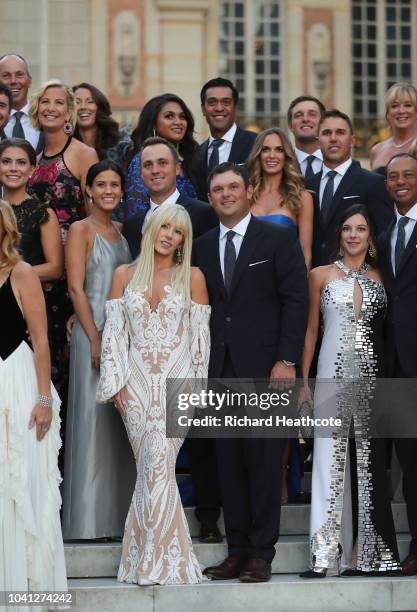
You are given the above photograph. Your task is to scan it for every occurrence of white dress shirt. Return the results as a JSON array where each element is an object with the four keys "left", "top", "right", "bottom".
[
  {"left": 218, "top": 212, "right": 251, "bottom": 278},
  {"left": 390, "top": 203, "right": 417, "bottom": 273},
  {"left": 142, "top": 188, "right": 180, "bottom": 233},
  {"left": 208, "top": 123, "right": 237, "bottom": 166},
  {"left": 4, "top": 102, "right": 41, "bottom": 149},
  {"left": 319, "top": 158, "right": 353, "bottom": 207},
  {"left": 294, "top": 147, "right": 323, "bottom": 177}
]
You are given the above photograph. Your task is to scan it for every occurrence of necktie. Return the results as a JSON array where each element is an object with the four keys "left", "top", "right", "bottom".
[
  {"left": 224, "top": 230, "right": 236, "bottom": 291},
  {"left": 320, "top": 170, "right": 337, "bottom": 223},
  {"left": 305, "top": 155, "right": 316, "bottom": 181},
  {"left": 208, "top": 139, "right": 224, "bottom": 173},
  {"left": 394, "top": 216, "right": 409, "bottom": 274},
  {"left": 12, "top": 111, "right": 25, "bottom": 139}
]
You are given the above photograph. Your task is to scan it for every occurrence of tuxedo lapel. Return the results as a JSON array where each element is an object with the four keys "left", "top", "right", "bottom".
[
  {"left": 200, "top": 139, "right": 209, "bottom": 188},
  {"left": 323, "top": 162, "right": 359, "bottom": 229},
  {"left": 228, "top": 128, "right": 243, "bottom": 163},
  {"left": 384, "top": 220, "right": 396, "bottom": 281},
  {"left": 229, "top": 217, "right": 262, "bottom": 296},
  {"left": 396, "top": 221, "right": 417, "bottom": 277}
]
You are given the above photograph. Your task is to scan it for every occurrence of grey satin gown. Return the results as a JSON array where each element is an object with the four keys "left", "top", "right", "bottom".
[{"left": 62, "top": 233, "right": 136, "bottom": 539}]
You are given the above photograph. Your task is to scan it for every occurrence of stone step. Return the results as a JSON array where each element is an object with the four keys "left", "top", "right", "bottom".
[
  {"left": 65, "top": 533, "right": 411, "bottom": 579},
  {"left": 183, "top": 502, "right": 408, "bottom": 537},
  {"left": 68, "top": 575, "right": 417, "bottom": 612}
]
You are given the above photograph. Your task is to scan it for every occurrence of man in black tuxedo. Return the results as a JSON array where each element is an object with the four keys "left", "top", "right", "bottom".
[
  {"left": 192, "top": 77, "right": 256, "bottom": 201},
  {"left": 0, "top": 83, "right": 12, "bottom": 141},
  {"left": 379, "top": 153, "right": 417, "bottom": 576},
  {"left": 306, "top": 109, "right": 395, "bottom": 267},
  {"left": 123, "top": 137, "right": 217, "bottom": 259},
  {"left": 193, "top": 163, "right": 308, "bottom": 582}
]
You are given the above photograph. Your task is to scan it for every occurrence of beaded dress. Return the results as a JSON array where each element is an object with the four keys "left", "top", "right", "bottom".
[{"left": 309, "top": 260, "right": 400, "bottom": 573}]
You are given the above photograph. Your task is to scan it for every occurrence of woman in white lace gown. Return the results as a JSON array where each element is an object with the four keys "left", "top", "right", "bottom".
[
  {"left": 97, "top": 203, "right": 210, "bottom": 585},
  {"left": 0, "top": 200, "right": 67, "bottom": 611}
]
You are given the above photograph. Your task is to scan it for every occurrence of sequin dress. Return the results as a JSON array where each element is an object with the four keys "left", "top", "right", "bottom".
[
  {"left": 96, "top": 285, "right": 210, "bottom": 584},
  {"left": 309, "top": 261, "right": 400, "bottom": 573},
  {"left": 27, "top": 137, "right": 85, "bottom": 396}
]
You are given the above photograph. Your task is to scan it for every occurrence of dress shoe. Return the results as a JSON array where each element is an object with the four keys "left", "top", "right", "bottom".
[
  {"left": 239, "top": 558, "right": 272, "bottom": 583},
  {"left": 199, "top": 521, "right": 222, "bottom": 543},
  {"left": 203, "top": 555, "right": 245, "bottom": 580},
  {"left": 299, "top": 568, "right": 327, "bottom": 578},
  {"left": 401, "top": 553, "right": 417, "bottom": 576}
]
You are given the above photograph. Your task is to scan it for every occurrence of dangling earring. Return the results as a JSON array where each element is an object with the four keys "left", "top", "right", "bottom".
[
  {"left": 175, "top": 248, "right": 183, "bottom": 264},
  {"left": 89, "top": 195, "right": 94, "bottom": 206},
  {"left": 63, "top": 121, "right": 73, "bottom": 135},
  {"left": 153, "top": 127, "right": 156, "bottom": 137},
  {"left": 368, "top": 243, "right": 376, "bottom": 258},
  {"left": 338, "top": 246, "right": 344, "bottom": 257}
]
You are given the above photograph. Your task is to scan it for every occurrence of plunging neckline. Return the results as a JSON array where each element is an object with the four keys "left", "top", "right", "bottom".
[{"left": 142, "top": 285, "right": 172, "bottom": 314}]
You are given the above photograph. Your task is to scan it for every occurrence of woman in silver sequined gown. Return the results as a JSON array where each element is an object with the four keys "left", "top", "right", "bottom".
[{"left": 299, "top": 205, "right": 400, "bottom": 577}]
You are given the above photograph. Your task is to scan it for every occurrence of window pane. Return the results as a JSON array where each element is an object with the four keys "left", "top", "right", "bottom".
[
  {"left": 386, "top": 7, "right": 396, "bottom": 21},
  {"left": 386, "top": 25, "right": 396, "bottom": 39},
  {"left": 402, "top": 64, "right": 412, "bottom": 78},
  {"left": 401, "top": 7, "right": 411, "bottom": 21},
  {"left": 353, "top": 24, "right": 362, "bottom": 38},
  {"left": 367, "top": 25, "right": 376, "bottom": 38},
  {"left": 401, "top": 45, "right": 411, "bottom": 59},
  {"left": 235, "top": 3, "right": 244, "bottom": 18},
  {"left": 256, "top": 98, "right": 265, "bottom": 112},
  {"left": 387, "top": 44, "right": 397, "bottom": 59},
  {"left": 368, "top": 63, "right": 377, "bottom": 77},
  {"left": 367, "top": 6, "right": 376, "bottom": 20},
  {"left": 368, "top": 100, "right": 377, "bottom": 115},
  {"left": 256, "top": 79, "right": 265, "bottom": 93},
  {"left": 271, "top": 79, "right": 279, "bottom": 93},
  {"left": 256, "top": 60, "right": 265, "bottom": 74},
  {"left": 354, "top": 81, "right": 363, "bottom": 95},
  {"left": 401, "top": 26, "right": 411, "bottom": 39},
  {"left": 271, "top": 98, "right": 279, "bottom": 112},
  {"left": 354, "top": 99, "right": 363, "bottom": 114},
  {"left": 367, "top": 44, "right": 376, "bottom": 58},
  {"left": 235, "top": 22, "right": 244, "bottom": 36},
  {"left": 353, "top": 62, "right": 363, "bottom": 76}
]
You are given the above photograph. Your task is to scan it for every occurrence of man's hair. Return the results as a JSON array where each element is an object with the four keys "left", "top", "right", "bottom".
[
  {"left": 0, "top": 83, "right": 13, "bottom": 111},
  {"left": 200, "top": 77, "right": 239, "bottom": 105},
  {"left": 319, "top": 109, "right": 354, "bottom": 134},
  {"left": 140, "top": 136, "right": 179, "bottom": 163},
  {"left": 208, "top": 161, "right": 250, "bottom": 190},
  {"left": 0, "top": 53, "right": 31, "bottom": 78},
  {"left": 287, "top": 95, "right": 325, "bottom": 124},
  {"left": 386, "top": 152, "right": 417, "bottom": 170}
]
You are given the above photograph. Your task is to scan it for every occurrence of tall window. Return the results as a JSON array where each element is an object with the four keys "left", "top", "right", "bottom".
[
  {"left": 219, "top": 0, "right": 283, "bottom": 127},
  {"left": 352, "top": 0, "right": 416, "bottom": 120}
]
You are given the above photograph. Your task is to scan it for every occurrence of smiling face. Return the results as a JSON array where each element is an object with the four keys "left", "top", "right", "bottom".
[
  {"left": 208, "top": 169, "right": 252, "bottom": 226},
  {"left": 0, "top": 55, "right": 32, "bottom": 111},
  {"left": 141, "top": 143, "right": 179, "bottom": 200},
  {"left": 289, "top": 100, "right": 322, "bottom": 145},
  {"left": 154, "top": 218, "right": 184, "bottom": 260},
  {"left": 386, "top": 156, "right": 417, "bottom": 214},
  {"left": 259, "top": 133, "right": 286, "bottom": 176},
  {"left": 319, "top": 117, "right": 355, "bottom": 168},
  {"left": 38, "top": 86, "right": 69, "bottom": 131},
  {"left": 74, "top": 87, "right": 97, "bottom": 129},
  {"left": 340, "top": 213, "right": 371, "bottom": 259},
  {"left": 86, "top": 169, "right": 123, "bottom": 212},
  {"left": 387, "top": 95, "right": 417, "bottom": 132},
  {"left": 155, "top": 101, "right": 187, "bottom": 144},
  {"left": 0, "top": 146, "right": 33, "bottom": 191},
  {"left": 202, "top": 86, "right": 237, "bottom": 137}
]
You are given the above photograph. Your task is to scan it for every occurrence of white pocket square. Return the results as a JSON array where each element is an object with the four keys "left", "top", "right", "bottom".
[
  {"left": 249, "top": 259, "right": 269, "bottom": 267},
  {"left": 343, "top": 195, "right": 360, "bottom": 199}
]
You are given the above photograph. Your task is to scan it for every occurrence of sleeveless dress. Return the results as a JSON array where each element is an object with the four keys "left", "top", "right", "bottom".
[
  {"left": 62, "top": 233, "right": 136, "bottom": 539},
  {"left": 97, "top": 284, "right": 210, "bottom": 584},
  {"left": 0, "top": 276, "right": 67, "bottom": 609},
  {"left": 309, "top": 261, "right": 400, "bottom": 573},
  {"left": 27, "top": 137, "right": 85, "bottom": 396},
  {"left": 11, "top": 198, "right": 50, "bottom": 267}
]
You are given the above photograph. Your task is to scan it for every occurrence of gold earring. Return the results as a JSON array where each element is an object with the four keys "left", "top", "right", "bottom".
[
  {"left": 175, "top": 248, "right": 183, "bottom": 264},
  {"left": 368, "top": 243, "right": 376, "bottom": 258}
]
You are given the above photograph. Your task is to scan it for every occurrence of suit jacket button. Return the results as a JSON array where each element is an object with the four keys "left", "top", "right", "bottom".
[
  {"left": 321, "top": 243, "right": 326, "bottom": 248},
  {"left": 225, "top": 316, "right": 232, "bottom": 322}
]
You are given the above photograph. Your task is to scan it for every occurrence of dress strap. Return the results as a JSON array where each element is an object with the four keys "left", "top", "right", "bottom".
[
  {"left": 42, "top": 136, "right": 73, "bottom": 160},
  {"left": 334, "top": 259, "right": 369, "bottom": 278}
]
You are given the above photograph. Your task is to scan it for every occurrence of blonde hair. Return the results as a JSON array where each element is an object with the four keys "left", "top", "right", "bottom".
[
  {"left": 385, "top": 82, "right": 417, "bottom": 119},
  {"left": 0, "top": 199, "right": 22, "bottom": 269},
  {"left": 131, "top": 203, "right": 193, "bottom": 305},
  {"left": 247, "top": 127, "right": 305, "bottom": 214},
  {"left": 29, "top": 79, "right": 76, "bottom": 131}
]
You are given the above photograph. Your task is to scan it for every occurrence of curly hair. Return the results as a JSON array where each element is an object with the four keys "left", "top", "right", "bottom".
[
  {"left": 127, "top": 94, "right": 198, "bottom": 178},
  {"left": 0, "top": 199, "right": 21, "bottom": 269},
  {"left": 73, "top": 83, "right": 120, "bottom": 159},
  {"left": 247, "top": 127, "right": 305, "bottom": 214},
  {"left": 29, "top": 79, "right": 76, "bottom": 131}
]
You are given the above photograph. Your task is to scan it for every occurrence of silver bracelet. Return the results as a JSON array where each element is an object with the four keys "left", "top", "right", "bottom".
[{"left": 38, "top": 394, "right": 53, "bottom": 408}]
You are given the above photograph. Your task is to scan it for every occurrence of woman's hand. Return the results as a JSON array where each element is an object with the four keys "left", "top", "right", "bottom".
[
  {"left": 90, "top": 334, "right": 101, "bottom": 370},
  {"left": 297, "top": 385, "right": 313, "bottom": 412},
  {"left": 112, "top": 386, "right": 129, "bottom": 417},
  {"left": 28, "top": 401, "right": 53, "bottom": 441}
]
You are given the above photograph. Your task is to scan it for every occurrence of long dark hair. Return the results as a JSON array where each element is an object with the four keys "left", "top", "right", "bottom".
[
  {"left": 86, "top": 159, "right": 125, "bottom": 191},
  {"left": 333, "top": 204, "right": 378, "bottom": 266},
  {"left": 73, "top": 83, "right": 120, "bottom": 159},
  {"left": 127, "top": 93, "right": 198, "bottom": 179}
]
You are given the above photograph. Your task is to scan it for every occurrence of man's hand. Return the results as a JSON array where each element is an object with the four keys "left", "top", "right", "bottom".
[{"left": 270, "top": 360, "right": 296, "bottom": 390}]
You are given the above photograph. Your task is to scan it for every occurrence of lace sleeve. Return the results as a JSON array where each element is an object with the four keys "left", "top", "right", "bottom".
[
  {"left": 96, "top": 298, "right": 131, "bottom": 402},
  {"left": 189, "top": 301, "right": 211, "bottom": 378}
]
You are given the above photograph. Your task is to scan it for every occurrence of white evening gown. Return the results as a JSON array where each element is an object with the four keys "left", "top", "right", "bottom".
[{"left": 97, "top": 283, "right": 210, "bottom": 585}]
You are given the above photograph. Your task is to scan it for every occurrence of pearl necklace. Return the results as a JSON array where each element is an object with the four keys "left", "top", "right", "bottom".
[{"left": 391, "top": 134, "right": 415, "bottom": 149}]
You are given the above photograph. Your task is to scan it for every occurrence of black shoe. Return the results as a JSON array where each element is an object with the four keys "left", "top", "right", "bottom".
[
  {"left": 340, "top": 569, "right": 362, "bottom": 577},
  {"left": 299, "top": 568, "right": 327, "bottom": 579},
  {"left": 199, "top": 522, "right": 222, "bottom": 543}
]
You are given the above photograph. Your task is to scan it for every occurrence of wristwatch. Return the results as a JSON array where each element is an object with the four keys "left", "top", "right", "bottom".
[{"left": 282, "top": 360, "right": 295, "bottom": 367}]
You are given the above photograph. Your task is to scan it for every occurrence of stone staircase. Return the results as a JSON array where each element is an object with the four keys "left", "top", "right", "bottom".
[{"left": 66, "top": 473, "right": 417, "bottom": 612}]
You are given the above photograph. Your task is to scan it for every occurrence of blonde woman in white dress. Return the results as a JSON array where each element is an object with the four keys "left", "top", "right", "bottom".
[{"left": 97, "top": 203, "right": 210, "bottom": 585}]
